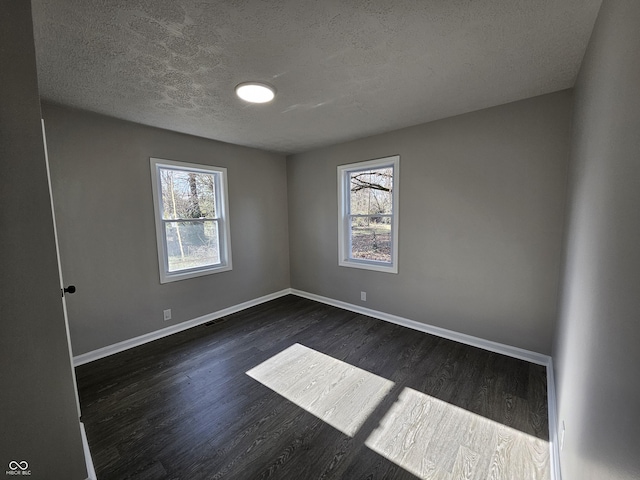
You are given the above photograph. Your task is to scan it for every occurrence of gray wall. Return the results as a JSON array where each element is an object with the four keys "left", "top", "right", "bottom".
[
  {"left": 288, "top": 91, "right": 572, "bottom": 355},
  {"left": 0, "top": 2, "right": 87, "bottom": 479},
  {"left": 42, "top": 104, "right": 290, "bottom": 356},
  {"left": 554, "top": 1, "right": 640, "bottom": 479}
]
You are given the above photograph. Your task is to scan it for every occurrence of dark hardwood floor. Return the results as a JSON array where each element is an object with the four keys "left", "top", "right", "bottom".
[{"left": 76, "top": 295, "right": 549, "bottom": 480}]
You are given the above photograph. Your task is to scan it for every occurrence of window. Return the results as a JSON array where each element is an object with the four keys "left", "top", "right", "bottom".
[
  {"left": 150, "top": 158, "right": 232, "bottom": 283},
  {"left": 338, "top": 155, "right": 399, "bottom": 273}
]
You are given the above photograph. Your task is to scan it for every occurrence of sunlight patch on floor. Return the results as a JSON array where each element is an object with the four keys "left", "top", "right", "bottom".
[
  {"left": 247, "top": 345, "right": 550, "bottom": 480},
  {"left": 246, "top": 343, "right": 394, "bottom": 437},
  {"left": 365, "top": 387, "right": 550, "bottom": 480}
]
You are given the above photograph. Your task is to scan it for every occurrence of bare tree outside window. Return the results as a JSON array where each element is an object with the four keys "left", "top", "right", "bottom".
[
  {"left": 349, "top": 167, "right": 393, "bottom": 263},
  {"left": 338, "top": 156, "right": 399, "bottom": 273},
  {"left": 158, "top": 168, "right": 220, "bottom": 272},
  {"left": 151, "top": 158, "right": 232, "bottom": 283}
]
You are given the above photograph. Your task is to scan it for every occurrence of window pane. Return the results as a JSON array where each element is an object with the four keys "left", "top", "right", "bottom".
[
  {"left": 159, "top": 168, "right": 217, "bottom": 220},
  {"left": 350, "top": 217, "right": 391, "bottom": 263},
  {"left": 165, "top": 220, "right": 220, "bottom": 272},
  {"left": 349, "top": 167, "right": 393, "bottom": 215}
]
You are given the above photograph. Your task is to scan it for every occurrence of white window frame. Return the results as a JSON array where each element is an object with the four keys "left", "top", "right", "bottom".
[
  {"left": 150, "top": 158, "right": 232, "bottom": 283},
  {"left": 337, "top": 155, "right": 399, "bottom": 274}
]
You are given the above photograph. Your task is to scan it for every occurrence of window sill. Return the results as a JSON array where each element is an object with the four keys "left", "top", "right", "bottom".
[
  {"left": 338, "top": 259, "right": 398, "bottom": 274},
  {"left": 159, "top": 263, "right": 232, "bottom": 284}
]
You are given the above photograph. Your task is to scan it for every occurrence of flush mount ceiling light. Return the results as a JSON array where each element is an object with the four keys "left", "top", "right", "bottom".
[{"left": 235, "top": 82, "right": 276, "bottom": 103}]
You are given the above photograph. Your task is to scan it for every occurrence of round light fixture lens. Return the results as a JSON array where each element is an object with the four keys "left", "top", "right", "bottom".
[{"left": 235, "top": 82, "right": 276, "bottom": 103}]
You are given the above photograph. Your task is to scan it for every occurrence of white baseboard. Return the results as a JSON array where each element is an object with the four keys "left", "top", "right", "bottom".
[
  {"left": 546, "top": 360, "right": 562, "bottom": 480},
  {"left": 74, "top": 286, "right": 550, "bottom": 368},
  {"left": 290, "top": 289, "right": 550, "bottom": 366},
  {"left": 72, "top": 289, "right": 291, "bottom": 366},
  {"left": 80, "top": 422, "right": 96, "bottom": 480},
  {"left": 290, "top": 288, "right": 560, "bottom": 480}
]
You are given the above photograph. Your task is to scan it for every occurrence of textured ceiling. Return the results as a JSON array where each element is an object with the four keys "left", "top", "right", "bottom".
[{"left": 31, "top": 0, "right": 602, "bottom": 155}]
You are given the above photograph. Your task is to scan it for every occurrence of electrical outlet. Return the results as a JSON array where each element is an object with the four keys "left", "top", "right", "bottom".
[
  {"left": 163, "top": 309, "right": 172, "bottom": 321},
  {"left": 361, "top": 291, "right": 367, "bottom": 301},
  {"left": 560, "top": 421, "right": 566, "bottom": 450}
]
